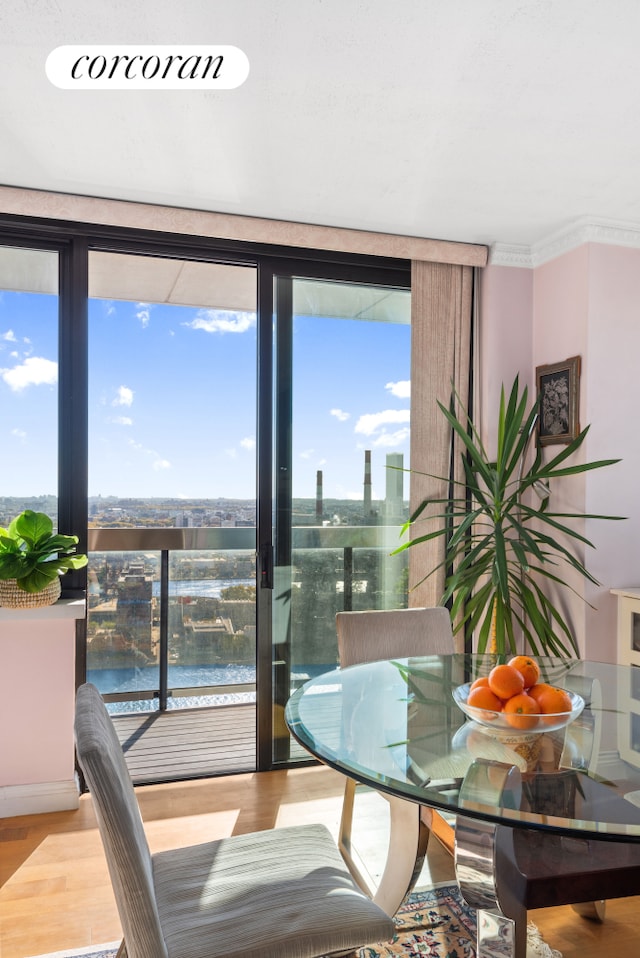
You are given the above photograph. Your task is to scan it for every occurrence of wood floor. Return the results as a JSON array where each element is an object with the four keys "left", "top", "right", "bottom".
[{"left": 1, "top": 764, "right": 639, "bottom": 958}]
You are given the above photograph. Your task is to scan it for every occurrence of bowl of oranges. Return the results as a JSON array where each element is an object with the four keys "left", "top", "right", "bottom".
[{"left": 452, "top": 656, "right": 584, "bottom": 733}]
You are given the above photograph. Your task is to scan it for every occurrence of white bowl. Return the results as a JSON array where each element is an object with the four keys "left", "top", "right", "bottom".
[{"left": 452, "top": 682, "right": 585, "bottom": 733}]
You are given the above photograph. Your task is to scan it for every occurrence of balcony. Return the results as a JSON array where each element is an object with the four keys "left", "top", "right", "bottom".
[{"left": 86, "top": 523, "right": 407, "bottom": 782}]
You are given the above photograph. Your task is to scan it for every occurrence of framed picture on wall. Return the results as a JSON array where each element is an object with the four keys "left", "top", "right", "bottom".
[{"left": 536, "top": 355, "right": 581, "bottom": 446}]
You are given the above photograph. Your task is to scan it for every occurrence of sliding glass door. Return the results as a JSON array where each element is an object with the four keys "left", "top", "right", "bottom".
[
  {"left": 86, "top": 252, "right": 258, "bottom": 730},
  {"left": 271, "top": 274, "right": 411, "bottom": 761}
]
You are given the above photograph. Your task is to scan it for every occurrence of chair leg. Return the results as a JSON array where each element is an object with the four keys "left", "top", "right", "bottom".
[{"left": 115, "top": 940, "right": 127, "bottom": 958}]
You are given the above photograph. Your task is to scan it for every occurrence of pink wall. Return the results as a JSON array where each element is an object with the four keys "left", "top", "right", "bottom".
[
  {"left": 481, "top": 244, "right": 636, "bottom": 661},
  {"left": 583, "top": 245, "right": 640, "bottom": 658},
  {"left": 0, "top": 604, "right": 83, "bottom": 815},
  {"left": 478, "top": 265, "right": 533, "bottom": 450},
  {"left": 532, "top": 248, "right": 590, "bottom": 654},
  {"left": 0, "top": 618, "right": 76, "bottom": 785}
]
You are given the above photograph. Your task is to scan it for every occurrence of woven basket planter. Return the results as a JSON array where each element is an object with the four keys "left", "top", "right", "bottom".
[{"left": 0, "top": 577, "right": 61, "bottom": 609}]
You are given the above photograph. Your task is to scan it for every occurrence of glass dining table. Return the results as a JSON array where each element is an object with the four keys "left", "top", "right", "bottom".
[{"left": 285, "top": 654, "right": 640, "bottom": 958}]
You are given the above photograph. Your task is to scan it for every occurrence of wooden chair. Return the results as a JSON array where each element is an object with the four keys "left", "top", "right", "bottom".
[
  {"left": 335, "top": 606, "right": 456, "bottom": 911},
  {"left": 74, "top": 682, "right": 395, "bottom": 958}
]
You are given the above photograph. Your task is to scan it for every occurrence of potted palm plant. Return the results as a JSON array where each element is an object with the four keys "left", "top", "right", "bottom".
[
  {"left": 393, "top": 376, "right": 623, "bottom": 657},
  {"left": 0, "top": 509, "right": 88, "bottom": 609}
]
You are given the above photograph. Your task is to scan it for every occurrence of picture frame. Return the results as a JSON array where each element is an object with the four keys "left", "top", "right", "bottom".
[{"left": 535, "top": 355, "right": 581, "bottom": 446}]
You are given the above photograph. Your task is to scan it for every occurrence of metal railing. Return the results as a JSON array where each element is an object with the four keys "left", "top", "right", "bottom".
[{"left": 86, "top": 524, "right": 407, "bottom": 710}]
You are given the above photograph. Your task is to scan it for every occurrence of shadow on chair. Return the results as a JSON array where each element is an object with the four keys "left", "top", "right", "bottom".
[{"left": 74, "top": 682, "right": 395, "bottom": 958}]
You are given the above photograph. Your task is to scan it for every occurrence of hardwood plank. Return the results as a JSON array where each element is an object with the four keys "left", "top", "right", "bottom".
[{"left": 1, "top": 765, "right": 639, "bottom": 958}]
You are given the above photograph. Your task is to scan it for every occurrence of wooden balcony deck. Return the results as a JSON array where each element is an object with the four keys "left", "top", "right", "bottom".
[{"left": 111, "top": 704, "right": 257, "bottom": 784}]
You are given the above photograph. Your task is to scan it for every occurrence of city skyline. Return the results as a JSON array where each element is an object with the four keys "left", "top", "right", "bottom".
[{"left": 1, "top": 287, "right": 411, "bottom": 502}]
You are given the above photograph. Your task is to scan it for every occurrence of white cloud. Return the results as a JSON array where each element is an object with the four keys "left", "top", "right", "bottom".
[
  {"left": 386, "top": 380, "right": 410, "bottom": 399},
  {"left": 355, "top": 409, "right": 410, "bottom": 436},
  {"left": 127, "top": 438, "right": 170, "bottom": 472},
  {"left": 1, "top": 356, "right": 58, "bottom": 391},
  {"left": 240, "top": 437, "right": 256, "bottom": 451},
  {"left": 113, "top": 385, "right": 133, "bottom": 407},
  {"left": 2, "top": 329, "right": 17, "bottom": 342},
  {"left": 330, "top": 408, "right": 350, "bottom": 422},
  {"left": 11, "top": 428, "right": 27, "bottom": 441},
  {"left": 185, "top": 310, "right": 256, "bottom": 334},
  {"left": 225, "top": 448, "right": 238, "bottom": 459},
  {"left": 136, "top": 302, "right": 151, "bottom": 327},
  {"left": 300, "top": 449, "right": 314, "bottom": 459},
  {"left": 371, "top": 427, "right": 410, "bottom": 447},
  {"left": 110, "top": 416, "right": 133, "bottom": 426}
]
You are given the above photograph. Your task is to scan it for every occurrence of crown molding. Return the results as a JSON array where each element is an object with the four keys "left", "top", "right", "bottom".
[
  {"left": 489, "top": 216, "right": 640, "bottom": 269},
  {"left": 488, "top": 243, "right": 534, "bottom": 268}
]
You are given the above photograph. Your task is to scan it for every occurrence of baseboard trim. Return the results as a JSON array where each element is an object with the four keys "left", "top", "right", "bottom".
[{"left": 0, "top": 778, "right": 80, "bottom": 818}]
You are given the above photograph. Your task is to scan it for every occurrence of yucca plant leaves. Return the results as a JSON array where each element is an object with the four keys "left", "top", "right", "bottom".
[{"left": 393, "top": 376, "right": 623, "bottom": 658}]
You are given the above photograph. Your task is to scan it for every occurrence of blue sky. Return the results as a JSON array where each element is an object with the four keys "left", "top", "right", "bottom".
[{"left": 1, "top": 290, "right": 410, "bottom": 501}]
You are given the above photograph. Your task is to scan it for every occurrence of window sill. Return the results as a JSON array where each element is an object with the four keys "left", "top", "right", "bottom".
[{"left": 0, "top": 598, "right": 86, "bottom": 621}]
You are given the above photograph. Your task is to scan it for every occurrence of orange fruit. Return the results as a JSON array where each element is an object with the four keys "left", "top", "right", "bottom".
[
  {"left": 507, "top": 655, "right": 540, "bottom": 690},
  {"left": 535, "top": 685, "right": 573, "bottom": 716},
  {"left": 488, "top": 664, "right": 525, "bottom": 700},
  {"left": 527, "top": 682, "right": 553, "bottom": 705},
  {"left": 503, "top": 692, "right": 540, "bottom": 730},
  {"left": 470, "top": 676, "right": 490, "bottom": 690},
  {"left": 467, "top": 685, "right": 503, "bottom": 715}
]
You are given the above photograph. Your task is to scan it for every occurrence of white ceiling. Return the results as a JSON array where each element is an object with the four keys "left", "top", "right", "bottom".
[{"left": 1, "top": 0, "right": 640, "bottom": 252}]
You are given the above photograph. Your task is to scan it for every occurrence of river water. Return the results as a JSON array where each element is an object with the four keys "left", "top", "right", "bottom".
[
  {"left": 89, "top": 661, "right": 330, "bottom": 713},
  {"left": 151, "top": 578, "right": 255, "bottom": 598}
]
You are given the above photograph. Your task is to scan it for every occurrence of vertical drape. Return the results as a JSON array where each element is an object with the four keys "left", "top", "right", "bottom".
[{"left": 408, "top": 261, "right": 473, "bottom": 650}]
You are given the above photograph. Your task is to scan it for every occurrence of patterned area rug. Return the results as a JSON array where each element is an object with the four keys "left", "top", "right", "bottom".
[{"left": 26, "top": 882, "right": 561, "bottom": 958}]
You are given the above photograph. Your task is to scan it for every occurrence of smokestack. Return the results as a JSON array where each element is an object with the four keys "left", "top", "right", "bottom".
[
  {"left": 316, "top": 470, "right": 323, "bottom": 521},
  {"left": 363, "top": 450, "right": 372, "bottom": 517}
]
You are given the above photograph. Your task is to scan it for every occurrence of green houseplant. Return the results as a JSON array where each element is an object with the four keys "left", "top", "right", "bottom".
[
  {"left": 393, "top": 376, "right": 623, "bottom": 658},
  {"left": 0, "top": 510, "right": 88, "bottom": 608}
]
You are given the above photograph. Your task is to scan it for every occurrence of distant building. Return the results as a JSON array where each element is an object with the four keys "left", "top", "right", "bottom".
[
  {"left": 363, "top": 450, "right": 373, "bottom": 517},
  {"left": 385, "top": 453, "right": 404, "bottom": 521},
  {"left": 116, "top": 571, "right": 153, "bottom": 656}
]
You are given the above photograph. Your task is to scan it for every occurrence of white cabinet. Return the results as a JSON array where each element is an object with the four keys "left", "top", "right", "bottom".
[
  {"left": 611, "top": 588, "right": 640, "bottom": 667},
  {"left": 611, "top": 589, "right": 640, "bottom": 767}
]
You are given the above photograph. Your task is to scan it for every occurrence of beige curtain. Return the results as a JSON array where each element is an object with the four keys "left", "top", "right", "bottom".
[{"left": 408, "top": 261, "right": 473, "bottom": 650}]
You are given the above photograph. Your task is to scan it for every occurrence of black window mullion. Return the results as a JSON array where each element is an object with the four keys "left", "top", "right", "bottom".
[
  {"left": 256, "top": 261, "right": 275, "bottom": 770},
  {"left": 58, "top": 236, "right": 89, "bottom": 595}
]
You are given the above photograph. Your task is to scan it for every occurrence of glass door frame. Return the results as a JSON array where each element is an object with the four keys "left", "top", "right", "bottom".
[
  {"left": 0, "top": 214, "right": 410, "bottom": 772},
  {"left": 258, "top": 261, "right": 411, "bottom": 768}
]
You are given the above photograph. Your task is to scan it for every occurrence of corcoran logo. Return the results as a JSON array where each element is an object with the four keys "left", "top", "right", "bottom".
[{"left": 46, "top": 45, "right": 250, "bottom": 90}]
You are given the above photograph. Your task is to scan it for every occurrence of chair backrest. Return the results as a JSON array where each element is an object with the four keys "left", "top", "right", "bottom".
[
  {"left": 336, "top": 606, "right": 454, "bottom": 668},
  {"left": 74, "top": 683, "right": 168, "bottom": 958}
]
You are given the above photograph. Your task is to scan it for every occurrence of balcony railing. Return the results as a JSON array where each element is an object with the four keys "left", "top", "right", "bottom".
[{"left": 86, "top": 524, "right": 407, "bottom": 711}]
